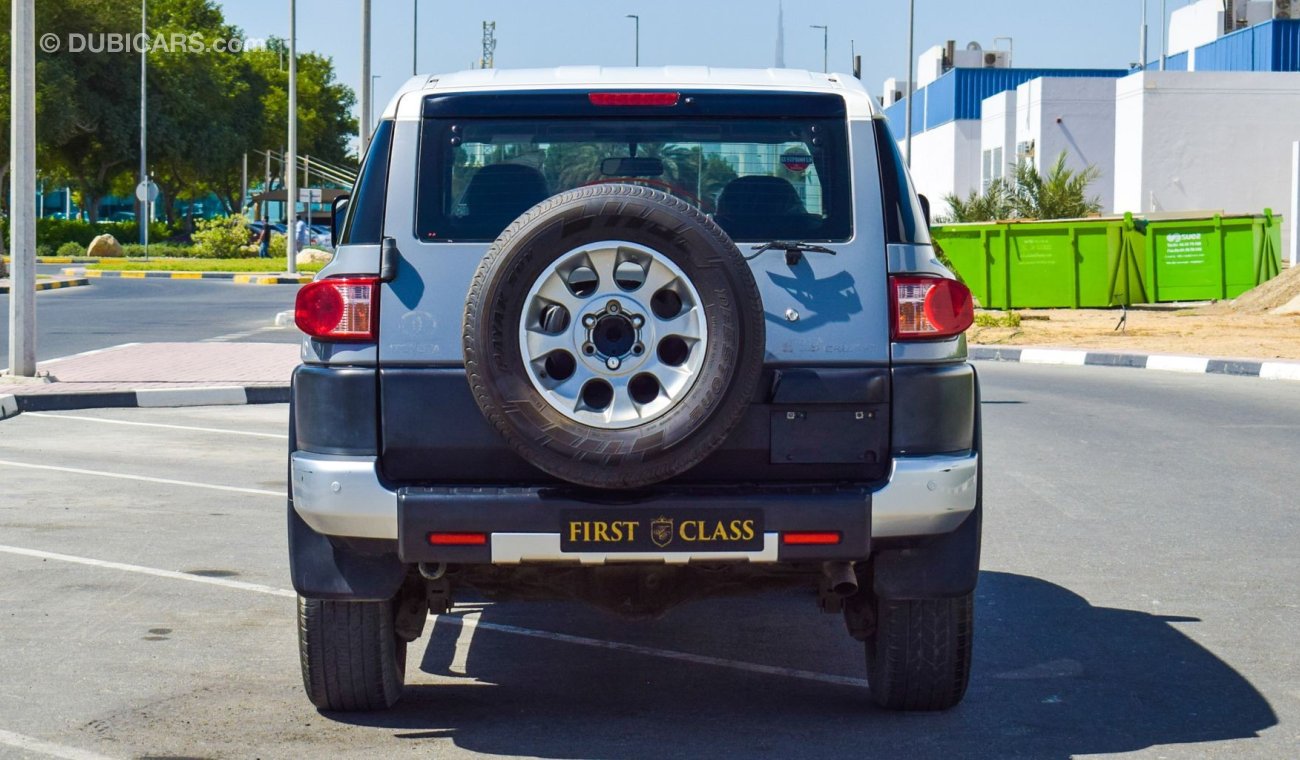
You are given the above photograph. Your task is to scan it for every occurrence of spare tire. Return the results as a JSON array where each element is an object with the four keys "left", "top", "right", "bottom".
[{"left": 463, "top": 183, "right": 765, "bottom": 489}]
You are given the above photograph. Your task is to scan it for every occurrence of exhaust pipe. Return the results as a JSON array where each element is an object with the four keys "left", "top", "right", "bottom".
[
  {"left": 418, "top": 562, "right": 447, "bottom": 581},
  {"left": 822, "top": 561, "right": 859, "bottom": 597}
]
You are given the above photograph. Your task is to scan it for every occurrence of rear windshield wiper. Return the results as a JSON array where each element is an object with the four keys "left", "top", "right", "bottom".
[{"left": 746, "top": 240, "right": 837, "bottom": 265}]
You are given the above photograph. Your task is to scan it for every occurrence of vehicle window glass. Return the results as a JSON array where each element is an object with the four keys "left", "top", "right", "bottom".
[
  {"left": 340, "top": 119, "right": 393, "bottom": 245},
  {"left": 417, "top": 117, "right": 850, "bottom": 243},
  {"left": 874, "top": 120, "right": 931, "bottom": 245}
]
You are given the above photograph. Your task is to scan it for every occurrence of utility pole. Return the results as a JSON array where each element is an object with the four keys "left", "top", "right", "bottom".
[
  {"left": 905, "top": 0, "right": 915, "bottom": 167},
  {"left": 371, "top": 75, "right": 382, "bottom": 126},
  {"left": 286, "top": 0, "right": 298, "bottom": 274},
  {"left": 360, "top": 0, "right": 372, "bottom": 154},
  {"left": 264, "top": 151, "right": 271, "bottom": 221},
  {"left": 1139, "top": 0, "right": 1149, "bottom": 70},
  {"left": 8, "top": 0, "right": 37, "bottom": 377},
  {"left": 1159, "top": 0, "right": 1168, "bottom": 70},
  {"left": 139, "top": 0, "right": 148, "bottom": 244},
  {"left": 240, "top": 152, "right": 248, "bottom": 214},
  {"left": 412, "top": 0, "right": 418, "bottom": 75},
  {"left": 626, "top": 15, "right": 639, "bottom": 66},
  {"left": 810, "top": 25, "right": 828, "bottom": 73}
]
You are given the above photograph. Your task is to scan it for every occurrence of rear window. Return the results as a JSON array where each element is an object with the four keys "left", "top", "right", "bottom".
[{"left": 416, "top": 113, "right": 851, "bottom": 243}]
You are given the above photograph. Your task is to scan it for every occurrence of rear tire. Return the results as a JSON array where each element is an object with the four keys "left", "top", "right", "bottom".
[
  {"left": 865, "top": 593, "right": 973, "bottom": 711},
  {"left": 298, "top": 595, "right": 407, "bottom": 711}
]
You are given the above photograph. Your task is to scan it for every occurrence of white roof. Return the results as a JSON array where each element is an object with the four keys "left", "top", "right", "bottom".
[{"left": 382, "top": 66, "right": 881, "bottom": 120}]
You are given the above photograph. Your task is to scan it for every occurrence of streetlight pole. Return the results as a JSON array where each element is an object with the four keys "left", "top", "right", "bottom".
[
  {"left": 286, "top": 0, "right": 298, "bottom": 275},
  {"left": 1139, "top": 0, "right": 1149, "bottom": 70},
  {"left": 626, "top": 15, "right": 639, "bottom": 66},
  {"left": 9, "top": 0, "right": 36, "bottom": 377},
  {"left": 905, "top": 0, "right": 915, "bottom": 167},
  {"left": 360, "top": 0, "right": 372, "bottom": 154},
  {"left": 810, "top": 25, "right": 828, "bottom": 73},
  {"left": 140, "top": 0, "right": 148, "bottom": 244},
  {"left": 1159, "top": 0, "right": 1167, "bottom": 70},
  {"left": 412, "top": 0, "right": 418, "bottom": 76},
  {"left": 371, "top": 75, "right": 382, "bottom": 127}
]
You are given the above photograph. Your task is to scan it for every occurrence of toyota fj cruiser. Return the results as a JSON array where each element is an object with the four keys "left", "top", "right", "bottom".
[{"left": 290, "top": 67, "right": 980, "bottom": 712}]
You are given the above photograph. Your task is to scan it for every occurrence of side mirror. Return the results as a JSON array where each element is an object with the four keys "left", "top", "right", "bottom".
[
  {"left": 917, "top": 194, "right": 932, "bottom": 228},
  {"left": 331, "top": 195, "right": 350, "bottom": 246}
]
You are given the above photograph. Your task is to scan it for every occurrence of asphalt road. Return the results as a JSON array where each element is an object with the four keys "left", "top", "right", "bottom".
[
  {"left": 0, "top": 273, "right": 299, "bottom": 364},
  {"left": 0, "top": 363, "right": 1296, "bottom": 758}
]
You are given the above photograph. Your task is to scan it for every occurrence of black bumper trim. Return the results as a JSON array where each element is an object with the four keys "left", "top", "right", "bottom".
[{"left": 397, "top": 485, "right": 871, "bottom": 564}]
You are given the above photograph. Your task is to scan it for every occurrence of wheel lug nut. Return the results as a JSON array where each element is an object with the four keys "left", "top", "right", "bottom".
[
  {"left": 583, "top": 343, "right": 596, "bottom": 355},
  {"left": 607, "top": 301, "right": 621, "bottom": 314},
  {"left": 582, "top": 315, "right": 597, "bottom": 328},
  {"left": 606, "top": 357, "right": 621, "bottom": 370},
  {"left": 632, "top": 343, "right": 644, "bottom": 355},
  {"left": 631, "top": 315, "right": 644, "bottom": 328}
]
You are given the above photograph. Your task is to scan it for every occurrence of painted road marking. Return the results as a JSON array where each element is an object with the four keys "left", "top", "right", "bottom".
[
  {"left": 0, "top": 459, "right": 280, "bottom": 497},
  {"left": 1018, "top": 348, "right": 1088, "bottom": 366},
  {"left": 135, "top": 386, "right": 248, "bottom": 407},
  {"left": 449, "top": 611, "right": 481, "bottom": 676},
  {"left": 1144, "top": 354, "right": 1211, "bottom": 374},
  {"left": 0, "top": 544, "right": 867, "bottom": 690},
  {"left": 0, "top": 729, "right": 117, "bottom": 760},
  {"left": 0, "top": 545, "right": 295, "bottom": 598},
  {"left": 23, "top": 412, "right": 289, "bottom": 439}
]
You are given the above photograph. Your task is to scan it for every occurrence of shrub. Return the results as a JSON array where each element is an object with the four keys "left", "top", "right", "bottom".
[
  {"left": 973, "top": 311, "right": 1022, "bottom": 328},
  {"left": 939, "top": 152, "right": 1102, "bottom": 223},
  {"left": 33, "top": 218, "right": 174, "bottom": 249},
  {"left": 56, "top": 241, "right": 85, "bottom": 258},
  {"left": 191, "top": 216, "right": 255, "bottom": 258},
  {"left": 35, "top": 244, "right": 54, "bottom": 258},
  {"left": 119, "top": 243, "right": 198, "bottom": 258}
]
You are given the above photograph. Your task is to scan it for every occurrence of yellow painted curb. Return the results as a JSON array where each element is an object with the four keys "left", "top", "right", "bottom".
[{"left": 168, "top": 272, "right": 204, "bottom": 280}]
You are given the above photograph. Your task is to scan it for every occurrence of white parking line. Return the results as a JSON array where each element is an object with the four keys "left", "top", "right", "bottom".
[
  {"left": 0, "top": 545, "right": 296, "bottom": 598},
  {"left": 449, "top": 611, "right": 481, "bottom": 675},
  {"left": 444, "top": 616, "right": 870, "bottom": 688},
  {"left": 24, "top": 412, "right": 289, "bottom": 439},
  {"left": 1, "top": 543, "right": 867, "bottom": 690},
  {"left": 0, "top": 729, "right": 117, "bottom": 760},
  {"left": 0, "top": 460, "right": 281, "bottom": 497}
]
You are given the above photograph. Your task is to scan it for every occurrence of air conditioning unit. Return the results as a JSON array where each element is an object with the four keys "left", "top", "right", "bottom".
[{"left": 982, "top": 50, "right": 1011, "bottom": 68}]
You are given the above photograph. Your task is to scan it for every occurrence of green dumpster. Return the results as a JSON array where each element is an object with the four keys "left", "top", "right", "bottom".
[{"left": 932, "top": 210, "right": 1281, "bottom": 308}]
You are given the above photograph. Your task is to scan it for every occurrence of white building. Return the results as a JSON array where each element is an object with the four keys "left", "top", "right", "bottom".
[
  {"left": 884, "top": 13, "right": 1300, "bottom": 259},
  {"left": 980, "top": 78, "right": 1118, "bottom": 212},
  {"left": 1113, "top": 70, "right": 1300, "bottom": 251}
]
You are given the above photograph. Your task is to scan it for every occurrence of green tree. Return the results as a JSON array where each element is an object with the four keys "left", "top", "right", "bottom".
[
  {"left": 940, "top": 152, "right": 1101, "bottom": 223},
  {"left": 942, "top": 178, "right": 1015, "bottom": 223},
  {"left": 1011, "top": 151, "right": 1102, "bottom": 220}
]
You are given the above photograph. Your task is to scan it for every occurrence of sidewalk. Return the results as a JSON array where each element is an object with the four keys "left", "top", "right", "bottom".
[{"left": 0, "top": 342, "right": 298, "bottom": 417}]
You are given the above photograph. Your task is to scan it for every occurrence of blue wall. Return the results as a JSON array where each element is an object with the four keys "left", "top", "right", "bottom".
[
  {"left": 1194, "top": 19, "right": 1300, "bottom": 72},
  {"left": 883, "top": 67, "right": 1127, "bottom": 137}
]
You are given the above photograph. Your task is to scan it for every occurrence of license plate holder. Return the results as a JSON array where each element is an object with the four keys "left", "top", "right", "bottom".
[{"left": 560, "top": 508, "right": 764, "bottom": 553}]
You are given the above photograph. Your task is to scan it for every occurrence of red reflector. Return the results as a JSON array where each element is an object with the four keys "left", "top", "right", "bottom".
[
  {"left": 428, "top": 532, "right": 488, "bottom": 546},
  {"left": 781, "top": 532, "right": 842, "bottom": 546},
  {"left": 890, "top": 276, "right": 974, "bottom": 340},
  {"left": 294, "top": 277, "right": 378, "bottom": 342},
  {"left": 588, "top": 92, "right": 680, "bottom": 107}
]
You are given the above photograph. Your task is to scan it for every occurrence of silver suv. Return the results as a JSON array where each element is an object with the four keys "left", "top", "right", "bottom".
[{"left": 290, "top": 67, "right": 980, "bottom": 712}]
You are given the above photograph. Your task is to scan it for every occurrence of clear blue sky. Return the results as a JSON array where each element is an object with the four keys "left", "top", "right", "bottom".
[{"left": 218, "top": 0, "right": 1188, "bottom": 138}]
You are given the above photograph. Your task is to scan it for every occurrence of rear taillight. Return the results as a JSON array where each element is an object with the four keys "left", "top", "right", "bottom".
[
  {"left": 890, "top": 276, "right": 974, "bottom": 340},
  {"left": 295, "top": 277, "right": 378, "bottom": 341}
]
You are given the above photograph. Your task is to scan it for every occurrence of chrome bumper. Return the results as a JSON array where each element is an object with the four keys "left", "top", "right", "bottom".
[{"left": 290, "top": 451, "right": 979, "bottom": 544}]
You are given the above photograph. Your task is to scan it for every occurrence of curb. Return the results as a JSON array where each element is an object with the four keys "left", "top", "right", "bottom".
[
  {"left": 3, "top": 256, "right": 101, "bottom": 264},
  {"left": 0, "top": 277, "right": 91, "bottom": 294},
  {"left": 0, "top": 385, "right": 290, "bottom": 420},
  {"left": 970, "top": 346, "right": 1300, "bottom": 382},
  {"left": 232, "top": 274, "right": 313, "bottom": 285},
  {"left": 64, "top": 268, "right": 237, "bottom": 280}
]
